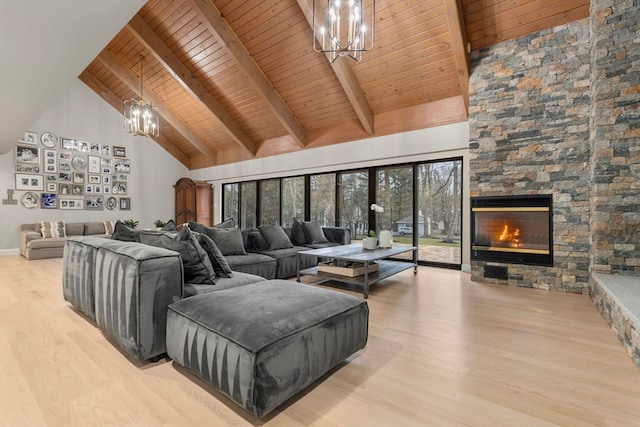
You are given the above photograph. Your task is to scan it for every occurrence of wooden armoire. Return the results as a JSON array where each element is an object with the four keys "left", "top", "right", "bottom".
[{"left": 174, "top": 178, "right": 213, "bottom": 226}]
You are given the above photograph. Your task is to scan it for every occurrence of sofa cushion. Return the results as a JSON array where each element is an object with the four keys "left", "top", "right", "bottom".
[
  {"left": 28, "top": 237, "right": 67, "bottom": 249},
  {"left": 84, "top": 222, "right": 106, "bottom": 235},
  {"left": 140, "top": 228, "right": 216, "bottom": 286},
  {"left": 103, "top": 220, "right": 115, "bottom": 235},
  {"left": 207, "top": 227, "right": 246, "bottom": 256},
  {"left": 65, "top": 222, "right": 85, "bottom": 236},
  {"left": 214, "top": 218, "right": 235, "bottom": 228},
  {"left": 188, "top": 221, "right": 206, "bottom": 234},
  {"left": 194, "top": 232, "right": 233, "bottom": 278},
  {"left": 302, "top": 221, "right": 329, "bottom": 244},
  {"left": 41, "top": 221, "right": 66, "bottom": 238},
  {"left": 258, "top": 225, "right": 294, "bottom": 250},
  {"left": 111, "top": 221, "right": 139, "bottom": 242},
  {"left": 248, "top": 229, "right": 269, "bottom": 251},
  {"left": 291, "top": 219, "right": 307, "bottom": 245},
  {"left": 162, "top": 219, "right": 178, "bottom": 232},
  {"left": 183, "top": 271, "right": 267, "bottom": 297}
]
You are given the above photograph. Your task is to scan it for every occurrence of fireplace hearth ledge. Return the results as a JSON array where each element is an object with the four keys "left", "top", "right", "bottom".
[{"left": 591, "top": 272, "right": 640, "bottom": 368}]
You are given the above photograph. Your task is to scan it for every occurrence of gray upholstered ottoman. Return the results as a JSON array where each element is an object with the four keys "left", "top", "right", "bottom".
[{"left": 166, "top": 280, "right": 368, "bottom": 418}]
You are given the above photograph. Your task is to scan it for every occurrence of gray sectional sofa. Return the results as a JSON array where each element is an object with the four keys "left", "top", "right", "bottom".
[{"left": 62, "top": 221, "right": 367, "bottom": 418}]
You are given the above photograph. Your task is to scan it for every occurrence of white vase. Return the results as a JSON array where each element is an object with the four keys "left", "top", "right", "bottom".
[
  {"left": 378, "top": 230, "right": 393, "bottom": 248},
  {"left": 363, "top": 237, "right": 377, "bottom": 250}
]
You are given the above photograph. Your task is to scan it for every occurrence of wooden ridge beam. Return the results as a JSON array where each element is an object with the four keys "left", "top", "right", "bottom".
[
  {"left": 127, "top": 15, "right": 257, "bottom": 157},
  {"left": 443, "top": 0, "right": 469, "bottom": 116},
  {"left": 187, "top": 0, "right": 306, "bottom": 147},
  {"left": 96, "top": 49, "right": 217, "bottom": 164},
  {"left": 296, "top": 0, "right": 375, "bottom": 135},
  {"left": 78, "top": 70, "right": 191, "bottom": 168}
]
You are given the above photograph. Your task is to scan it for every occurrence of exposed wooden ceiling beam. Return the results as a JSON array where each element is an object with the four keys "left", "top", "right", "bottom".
[
  {"left": 444, "top": 0, "right": 469, "bottom": 116},
  {"left": 96, "top": 49, "right": 218, "bottom": 164},
  {"left": 78, "top": 70, "right": 191, "bottom": 168},
  {"left": 296, "top": 0, "right": 374, "bottom": 135},
  {"left": 187, "top": 0, "right": 307, "bottom": 148},
  {"left": 127, "top": 15, "right": 257, "bottom": 157}
]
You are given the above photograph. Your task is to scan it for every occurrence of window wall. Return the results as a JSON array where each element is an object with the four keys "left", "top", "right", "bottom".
[{"left": 222, "top": 157, "right": 463, "bottom": 268}]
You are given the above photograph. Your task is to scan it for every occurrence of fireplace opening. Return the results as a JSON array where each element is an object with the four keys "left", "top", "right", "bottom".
[{"left": 471, "top": 195, "right": 553, "bottom": 266}]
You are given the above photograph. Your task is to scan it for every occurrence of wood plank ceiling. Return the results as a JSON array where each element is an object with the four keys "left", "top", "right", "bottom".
[{"left": 80, "top": 0, "right": 589, "bottom": 169}]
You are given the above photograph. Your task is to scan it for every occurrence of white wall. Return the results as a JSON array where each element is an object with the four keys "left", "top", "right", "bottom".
[
  {"left": 190, "top": 121, "right": 471, "bottom": 268},
  {"left": 0, "top": 80, "right": 188, "bottom": 252}
]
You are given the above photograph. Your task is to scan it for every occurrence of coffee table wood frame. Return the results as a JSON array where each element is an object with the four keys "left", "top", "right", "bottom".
[{"left": 297, "top": 244, "right": 418, "bottom": 298}]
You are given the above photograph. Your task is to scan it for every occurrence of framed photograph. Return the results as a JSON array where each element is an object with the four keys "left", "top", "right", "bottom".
[
  {"left": 77, "top": 141, "right": 90, "bottom": 152},
  {"left": 94, "top": 185, "right": 102, "bottom": 194},
  {"left": 105, "top": 196, "right": 117, "bottom": 210},
  {"left": 89, "top": 142, "right": 101, "bottom": 154},
  {"left": 15, "top": 164, "right": 40, "bottom": 173},
  {"left": 61, "top": 138, "right": 77, "bottom": 151},
  {"left": 59, "top": 183, "right": 72, "bottom": 195},
  {"left": 73, "top": 172, "right": 85, "bottom": 184},
  {"left": 113, "top": 173, "right": 127, "bottom": 181},
  {"left": 119, "top": 197, "right": 131, "bottom": 210},
  {"left": 45, "top": 174, "right": 57, "bottom": 182},
  {"left": 15, "top": 145, "right": 41, "bottom": 164},
  {"left": 40, "top": 132, "right": 57, "bottom": 148},
  {"left": 113, "top": 146, "right": 126, "bottom": 157},
  {"left": 44, "top": 149, "right": 57, "bottom": 173},
  {"left": 88, "top": 155, "right": 101, "bottom": 173},
  {"left": 85, "top": 185, "right": 92, "bottom": 194},
  {"left": 102, "top": 167, "right": 112, "bottom": 175},
  {"left": 104, "top": 186, "right": 111, "bottom": 194},
  {"left": 15, "top": 173, "right": 43, "bottom": 191},
  {"left": 59, "top": 151, "right": 72, "bottom": 160},
  {"left": 88, "top": 175, "right": 100, "bottom": 184},
  {"left": 101, "top": 157, "right": 112, "bottom": 166},
  {"left": 72, "top": 184, "right": 84, "bottom": 196},
  {"left": 60, "top": 198, "right": 84, "bottom": 210},
  {"left": 101, "top": 145, "right": 111, "bottom": 156},
  {"left": 46, "top": 182, "right": 57, "bottom": 192},
  {"left": 112, "top": 181, "right": 127, "bottom": 195},
  {"left": 19, "top": 131, "right": 38, "bottom": 145},
  {"left": 59, "top": 160, "right": 71, "bottom": 172},
  {"left": 102, "top": 175, "right": 110, "bottom": 185},
  {"left": 85, "top": 195, "right": 103, "bottom": 210},
  {"left": 58, "top": 172, "right": 72, "bottom": 182},
  {"left": 41, "top": 193, "right": 57, "bottom": 209},
  {"left": 114, "top": 158, "right": 130, "bottom": 173},
  {"left": 21, "top": 192, "right": 39, "bottom": 208}
]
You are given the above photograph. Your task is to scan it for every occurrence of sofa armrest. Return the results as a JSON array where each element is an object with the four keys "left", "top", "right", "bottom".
[
  {"left": 19, "top": 230, "right": 42, "bottom": 257},
  {"left": 322, "top": 227, "right": 351, "bottom": 245}
]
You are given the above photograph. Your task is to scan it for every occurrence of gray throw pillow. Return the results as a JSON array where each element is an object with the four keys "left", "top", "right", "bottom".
[
  {"left": 207, "top": 227, "right": 246, "bottom": 256},
  {"left": 140, "top": 228, "right": 215, "bottom": 285},
  {"left": 194, "top": 232, "right": 233, "bottom": 278},
  {"left": 258, "top": 225, "right": 294, "bottom": 250},
  {"left": 249, "top": 230, "right": 269, "bottom": 251},
  {"left": 162, "top": 219, "right": 178, "bottom": 232},
  {"left": 188, "top": 221, "right": 206, "bottom": 234},
  {"left": 302, "top": 221, "right": 329, "bottom": 244},
  {"left": 291, "top": 218, "right": 307, "bottom": 245},
  {"left": 111, "top": 220, "right": 139, "bottom": 242},
  {"left": 214, "top": 218, "right": 235, "bottom": 228}
]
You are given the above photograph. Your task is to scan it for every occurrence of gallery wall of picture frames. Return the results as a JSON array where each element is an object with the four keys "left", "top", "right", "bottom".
[{"left": 14, "top": 131, "right": 132, "bottom": 211}]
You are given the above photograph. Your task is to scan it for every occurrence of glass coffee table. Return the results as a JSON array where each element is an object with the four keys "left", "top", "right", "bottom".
[{"left": 297, "top": 243, "right": 418, "bottom": 298}]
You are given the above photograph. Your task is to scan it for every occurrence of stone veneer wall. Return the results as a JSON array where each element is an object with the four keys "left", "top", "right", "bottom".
[
  {"left": 469, "top": 19, "right": 592, "bottom": 293},
  {"left": 589, "top": 0, "right": 640, "bottom": 276}
]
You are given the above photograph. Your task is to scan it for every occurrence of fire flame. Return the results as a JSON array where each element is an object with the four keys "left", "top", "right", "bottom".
[{"left": 499, "top": 224, "right": 520, "bottom": 243}]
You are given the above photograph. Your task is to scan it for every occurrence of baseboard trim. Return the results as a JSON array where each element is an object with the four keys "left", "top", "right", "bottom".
[{"left": 0, "top": 248, "right": 20, "bottom": 256}]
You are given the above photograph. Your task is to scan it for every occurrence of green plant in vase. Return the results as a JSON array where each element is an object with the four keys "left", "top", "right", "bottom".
[{"left": 154, "top": 219, "right": 167, "bottom": 230}]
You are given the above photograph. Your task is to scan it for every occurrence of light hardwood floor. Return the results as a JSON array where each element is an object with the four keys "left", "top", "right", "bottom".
[{"left": 1, "top": 255, "right": 638, "bottom": 427}]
